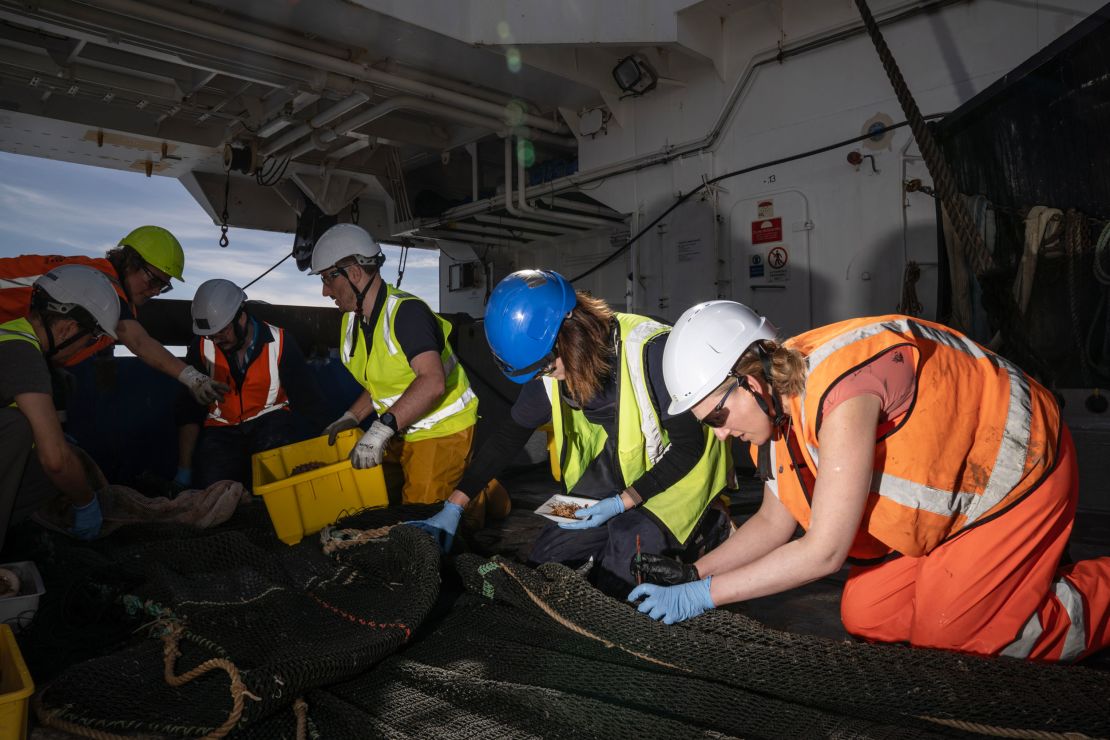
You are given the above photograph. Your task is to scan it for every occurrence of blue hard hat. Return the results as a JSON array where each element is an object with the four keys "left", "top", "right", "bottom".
[{"left": 484, "top": 269, "right": 577, "bottom": 383}]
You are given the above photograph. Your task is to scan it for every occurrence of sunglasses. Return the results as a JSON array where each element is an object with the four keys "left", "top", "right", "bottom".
[
  {"left": 319, "top": 267, "right": 345, "bottom": 285},
  {"left": 140, "top": 264, "right": 172, "bottom": 294},
  {"left": 699, "top": 376, "right": 746, "bottom": 428}
]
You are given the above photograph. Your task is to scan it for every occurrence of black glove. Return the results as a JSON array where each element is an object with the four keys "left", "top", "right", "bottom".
[{"left": 630, "top": 552, "right": 700, "bottom": 586}]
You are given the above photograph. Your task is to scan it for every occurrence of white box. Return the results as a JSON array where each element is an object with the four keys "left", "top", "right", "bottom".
[{"left": 0, "top": 561, "right": 44, "bottom": 631}]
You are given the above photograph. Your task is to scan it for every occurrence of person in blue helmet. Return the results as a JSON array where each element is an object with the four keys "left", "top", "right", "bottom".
[{"left": 407, "top": 269, "right": 734, "bottom": 597}]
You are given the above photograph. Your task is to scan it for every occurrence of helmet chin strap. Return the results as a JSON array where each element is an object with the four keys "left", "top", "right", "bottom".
[
  {"left": 749, "top": 343, "right": 788, "bottom": 482},
  {"left": 348, "top": 268, "right": 379, "bottom": 321},
  {"left": 748, "top": 343, "right": 788, "bottom": 427},
  {"left": 42, "top": 321, "right": 90, "bottom": 361},
  {"left": 223, "top": 309, "right": 248, "bottom": 354}
]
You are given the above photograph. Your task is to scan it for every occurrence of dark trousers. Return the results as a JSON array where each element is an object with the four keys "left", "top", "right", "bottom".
[
  {"left": 0, "top": 408, "right": 63, "bottom": 553},
  {"left": 194, "top": 410, "right": 301, "bottom": 489},
  {"left": 528, "top": 504, "right": 732, "bottom": 598}
]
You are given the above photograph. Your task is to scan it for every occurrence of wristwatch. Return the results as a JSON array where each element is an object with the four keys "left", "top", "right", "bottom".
[{"left": 379, "top": 411, "right": 398, "bottom": 432}]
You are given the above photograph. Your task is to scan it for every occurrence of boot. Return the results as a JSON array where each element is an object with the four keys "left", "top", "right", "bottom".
[{"left": 462, "top": 479, "right": 512, "bottom": 531}]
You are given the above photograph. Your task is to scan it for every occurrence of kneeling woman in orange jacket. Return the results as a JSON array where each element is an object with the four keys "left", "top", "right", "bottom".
[{"left": 630, "top": 301, "right": 1110, "bottom": 663}]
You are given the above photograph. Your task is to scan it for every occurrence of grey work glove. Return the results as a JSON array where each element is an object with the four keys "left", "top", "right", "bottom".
[
  {"left": 350, "top": 420, "right": 395, "bottom": 469},
  {"left": 324, "top": 411, "right": 361, "bottom": 445},
  {"left": 178, "top": 365, "right": 230, "bottom": 405}
]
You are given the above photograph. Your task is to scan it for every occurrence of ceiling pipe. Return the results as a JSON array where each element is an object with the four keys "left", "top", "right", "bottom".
[
  {"left": 502, "top": 137, "right": 608, "bottom": 233},
  {"left": 260, "top": 91, "right": 371, "bottom": 156},
  {"left": 282, "top": 96, "right": 575, "bottom": 160},
  {"left": 419, "top": 0, "right": 958, "bottom": 227},
  {"left": 378, "top": 59, "right": 535, "bottom": 112},
  {"left": 80, "top": 0, "right": 572, "bottom": 136},
  {"left": 472, "top": 215, "right": 583, "bottom": 236},
  {"left": 515, "top": 136, "right": 619, "bottom": 228},
  {"left": 0, "top": 0, "right": 305, "bottom": 90}
]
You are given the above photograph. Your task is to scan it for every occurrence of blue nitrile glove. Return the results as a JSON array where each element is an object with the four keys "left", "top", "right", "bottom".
[
  {"left": 558, "top": 494, "right": 624, "bottom": 530},
  {"left": 173, "top": 467, "right": 193, "bottom": 488},
  {"left": 70, "top": 492, "right": 103, "bottom": 541},
  {"left": 404, "top": 502, "right": 464, "bottom": 553},
  {"left": 628, "top": 576, "right": 715, "bottom": 625}
]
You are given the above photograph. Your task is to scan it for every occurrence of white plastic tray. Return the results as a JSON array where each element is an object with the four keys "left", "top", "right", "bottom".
[
  {"left": 0, "top": 561, "right": 44, "bottom": 631},
  {"left": 534, "top": 494, "right": 601, "bottom": 523}
]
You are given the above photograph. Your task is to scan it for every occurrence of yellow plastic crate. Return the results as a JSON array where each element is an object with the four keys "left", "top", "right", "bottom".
[
  {"left": 251, "top": 429, "right": 388, "bottom": 545},
  {"left": 0, "top": 625, "right": 32, "bottom": 740}
]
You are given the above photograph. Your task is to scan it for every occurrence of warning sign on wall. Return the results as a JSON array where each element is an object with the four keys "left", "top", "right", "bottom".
[
  {"left": 751, "top": 218, "right": 783, "bottom": 245},
  {"left": 767, "top": 245, "right": 789, "bottom": 282}
]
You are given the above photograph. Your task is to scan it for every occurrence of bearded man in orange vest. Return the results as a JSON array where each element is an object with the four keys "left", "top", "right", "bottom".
[
  {"left": 629, "top": 301, "right": 1110, "bottom": 664},
  {"left": 0, "top": 226, "right": 228, "bottom": 406},
  {"left": 174, "top": 279, "right": 328, "bottom": 489}
]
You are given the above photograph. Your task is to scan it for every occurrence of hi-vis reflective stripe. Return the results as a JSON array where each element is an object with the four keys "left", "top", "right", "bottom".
[
  {"left": 375, "top": 386, "right": 477, "bottom": 431},
  {"left": 340, "top": 296, "right": 427, "bottom": 362},
  {"left": 765, "top": 442, "right": 780, "bottom": 499},
  {"left": 382, "top": 294, "right": 401, "bottom": 355},
  {"left": 201, "top": 330, "right": 287, "bottom": 424},
  {"left": 624, "top": 320, "right": 670, "bottom": 465},
  {"left": 341, "top": 312, "right": 357, "bottom": 364},
  {"left": 0, "top": 275, "right": 39, "bottom": 288},
  {"left": 797, "top": 318, "right": 1032, "bottom": 525},
  {"left": 1001, "top": 577, "right": 1087, "bottom": 661},
  {"left": 0, "top": 327, "right": 38, "bottom": 342}
]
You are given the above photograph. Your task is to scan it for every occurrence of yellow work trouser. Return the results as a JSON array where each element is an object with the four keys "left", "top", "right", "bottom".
[
  {"left": 383, "top": 426, "right": 510, "bottom": 527},
  {"left": 384, "top": 426, "right": 474, "bottom": 505}
]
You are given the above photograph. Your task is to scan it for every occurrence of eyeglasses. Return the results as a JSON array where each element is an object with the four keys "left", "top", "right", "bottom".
[
  {"left": 319, "top": 267, "right": 345, "bottom": 285},
  {"left": 699, "top": 376, "right": 743, "bottom": 428},
  {"left": 140, "top": 264, "right": 172, "bottom": 294}
]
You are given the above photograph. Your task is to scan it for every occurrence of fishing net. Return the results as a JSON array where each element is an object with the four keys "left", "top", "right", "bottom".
[
  {"left": 240, "top": 555, "right": 1110, "bottom": 740},
  {"left": 24, "top": 503, "right": 442, "bottom": 737},
  {"left": 15, "top": 501, "right": 1110, "bottom": 739}
]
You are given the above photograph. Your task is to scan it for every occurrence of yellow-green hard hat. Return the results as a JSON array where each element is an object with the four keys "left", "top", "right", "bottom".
[{"left": 118, "top": 225, "right": 185, "bottom": 281}]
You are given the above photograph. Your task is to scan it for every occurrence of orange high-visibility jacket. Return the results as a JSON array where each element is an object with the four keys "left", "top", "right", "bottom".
[
  {"left": 199, "top": 322, "right": 290, "bottom": 427},
  {"left": 756, "top": 315, "right": 1061, "bottom": 561},
  {"left": 0, "top": 254, "right": 128, "bottom": 365}
]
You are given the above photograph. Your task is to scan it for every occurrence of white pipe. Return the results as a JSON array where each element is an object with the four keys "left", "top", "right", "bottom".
[
  {"left": 380, "top": 59, "right": 530, "bottom": 111},
  {"left": 282, "top": 96, "right": 574, "bottom": 160},
  {"left": 423, "top": 0, "right": 956, "bottom": 225},
  {"left": 261, "top": 91, "right": 370, "bottom": 156},
  {"left": 515, "top": 137, "right": 618, "bottom": 228},
  {"left": 82, "top": 0, "right": 571, "bottom": 136},
  {"left": 473, "top": 215, "right": 583, "bottom": 236},
  {"left": 466, "top": 142, "right": 479, "bottom": 203},
  {"left": 0, "top": 0, "right": 315, "bottom": 90}
]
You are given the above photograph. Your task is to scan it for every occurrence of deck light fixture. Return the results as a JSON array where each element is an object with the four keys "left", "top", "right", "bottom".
[{"left": 612, "top": 55, "right": 658, "bottom": 96}]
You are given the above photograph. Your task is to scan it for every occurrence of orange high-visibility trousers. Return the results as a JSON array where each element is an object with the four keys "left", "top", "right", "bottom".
[{"left": 841, "top": 426, "right": 1110, "bottom": 662}]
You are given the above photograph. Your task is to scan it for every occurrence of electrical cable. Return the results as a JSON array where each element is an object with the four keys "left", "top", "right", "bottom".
[
  {"left": 568, "top": 113, "right": 948, "bottom": 284},
  {"left": 242, "top": 251, "right": 293, "bottom": 290}
]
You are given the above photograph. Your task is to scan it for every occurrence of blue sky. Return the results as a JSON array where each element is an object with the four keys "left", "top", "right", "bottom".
[{"left": 0, "top": 151, "right": 440, "bottom": 310}]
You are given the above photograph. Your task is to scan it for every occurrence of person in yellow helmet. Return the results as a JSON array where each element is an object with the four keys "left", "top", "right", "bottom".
[{"left": 0, "top": 226, "right": 228, "bottom": 405}]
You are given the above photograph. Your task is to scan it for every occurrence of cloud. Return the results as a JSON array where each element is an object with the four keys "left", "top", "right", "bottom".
[{"left": 0, "top": 151, "right": 441, "bottom": 310}]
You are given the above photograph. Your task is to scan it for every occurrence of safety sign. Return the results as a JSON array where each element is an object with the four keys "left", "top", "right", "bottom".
[
  {"left": 751, "top": 218, "right": 783, "bottom": 244},
  {"left": 749, "top": 254, "right": 764, "bottom": 279},
  {"left": 768, "top": 246, "right": 788, "bottom": 269}
]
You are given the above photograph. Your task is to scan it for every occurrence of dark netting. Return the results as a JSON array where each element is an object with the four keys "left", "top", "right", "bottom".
[
  {"left": 24, "top": 503, "right": 443, "bottom": 737},
  {"left": 239, "top": 555, "right": 1110, "bottom": 740}
]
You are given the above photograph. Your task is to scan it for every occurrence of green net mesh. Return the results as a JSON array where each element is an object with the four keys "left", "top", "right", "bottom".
[{"left": 16, "top": 505, "right": 1110, "bottom": 739}]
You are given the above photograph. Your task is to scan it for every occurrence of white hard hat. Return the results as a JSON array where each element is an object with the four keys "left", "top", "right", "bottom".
[
  {"left": 309, "top": 223, "right": 384, "bottom": 275},
  {"left": 33, "top": 265, "right": 121, "bottom": 339},
  {"left": 191, "top": 279, "right": 247, "bottom": 335},
  {"left": 662, "top": 300, "right": 778, "bottom": 415}
]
